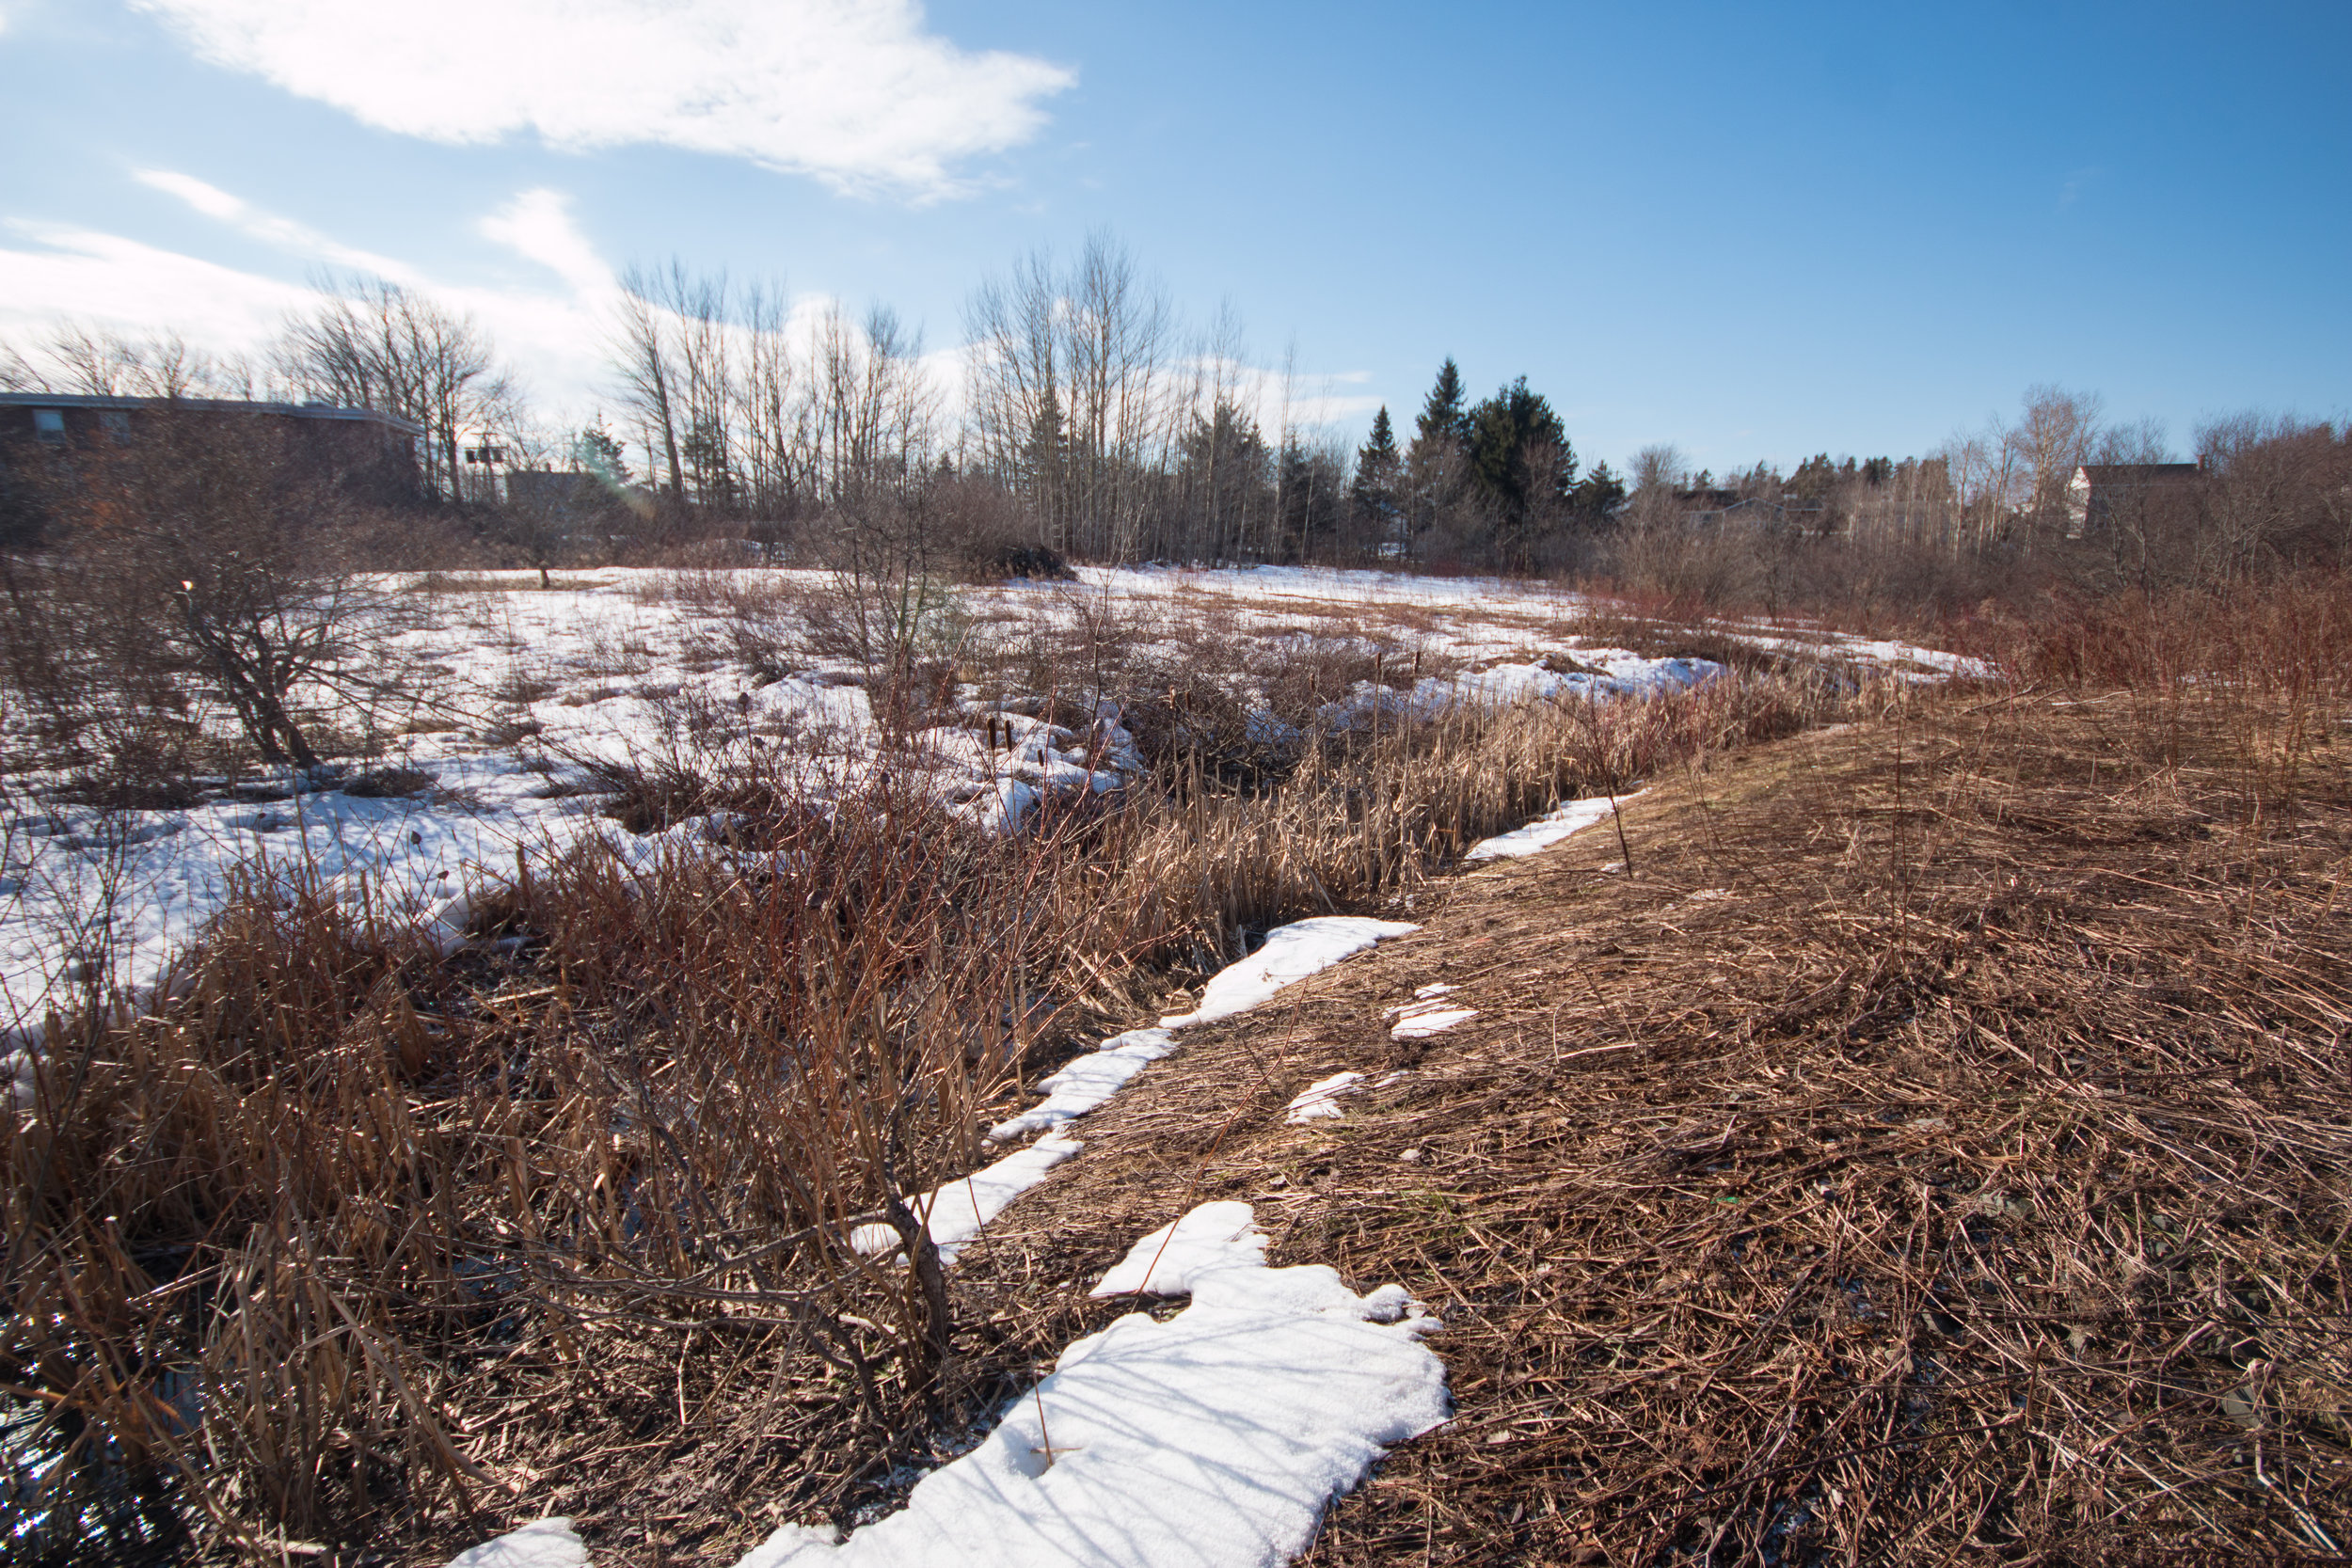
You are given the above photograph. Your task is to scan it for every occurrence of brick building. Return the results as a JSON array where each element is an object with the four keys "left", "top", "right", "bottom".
[{"left": 0, "top": 393, "right": 424, "bottom": 545}]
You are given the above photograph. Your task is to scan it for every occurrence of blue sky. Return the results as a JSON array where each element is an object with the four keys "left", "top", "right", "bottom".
[{"left": 2, "top": 0, "right": 2345, "bottom": 475}]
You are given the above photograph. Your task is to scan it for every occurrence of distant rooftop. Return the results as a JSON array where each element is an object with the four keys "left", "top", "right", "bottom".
[
  {"left": 2074, "top": 462, "right": 2203, "bottom": 482},
  {"left": 0, "top": 391, "right": 423, "bottom": 437}
]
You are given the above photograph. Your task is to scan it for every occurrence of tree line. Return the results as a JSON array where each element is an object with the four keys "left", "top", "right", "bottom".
[{"left": 5, "top": 241, "right": 2347, "bottom": 603}]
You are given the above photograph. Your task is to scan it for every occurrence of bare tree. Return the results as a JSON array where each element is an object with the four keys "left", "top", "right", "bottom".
[
  {"left": 964, "top": 245, "right": 1067, "bottom": 548},
  {"left": 797, "top": 305, "right": 957, "bottom": 675},
  {"left": 612, "top": 268, "right": 688, "bottom": 506},
  {"left": 739, "top": 277, "right": 808, "bottom": 526},
  {"left": 964, "top": 231, "right": 1174, "bottom": 561},
  {"left": 0, "top": 323, "right": 247, "bottom": 400},
  {"left": 279, "top": 277, "right": 519, "bottom": 502},
  {"left": 0, "top": 340, "right": 40, "bottom": 391},
  {"left": 2194, "top": 413, "right": 2349, "bottom": 582},
  {"left": 1622, "top": 443, "right": 1691, "bottom": 532},
  {"left": 2006, "top": 384, "right": 2104, "bottom": 546}
]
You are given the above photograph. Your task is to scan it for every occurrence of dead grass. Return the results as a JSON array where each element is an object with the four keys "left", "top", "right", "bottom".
[
  {"left": 1, "top": 645, "right": 1836, "bottom": 1565},
  {"left": 955, "top": 674, "right": 2352, "bottom": 1564},
  {"left": 13, "top": 576, "right": 2344, "bottom": 1565}
]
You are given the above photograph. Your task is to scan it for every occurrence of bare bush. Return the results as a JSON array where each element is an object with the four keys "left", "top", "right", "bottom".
[{"left": 0, "top": 406, "right": 439, "bottom": 816}]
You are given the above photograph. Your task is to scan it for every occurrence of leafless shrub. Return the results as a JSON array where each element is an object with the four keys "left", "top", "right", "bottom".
[
  {"left": 668, "top": 570, "right": 817, "bottom": 683},
  {"left": 6, "top": 409, "right": 430, "bottom": 778}
]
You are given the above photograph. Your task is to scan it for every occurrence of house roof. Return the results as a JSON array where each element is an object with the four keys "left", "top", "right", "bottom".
[
  {"left": 0, "top": 391, "right": 424, "bottom": 437},
  {"left": 2074, "top": 463, "right": 2202, "bottom": 483}
]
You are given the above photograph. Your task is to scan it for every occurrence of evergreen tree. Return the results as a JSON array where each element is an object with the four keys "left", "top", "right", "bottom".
[
  {"left": 1788, "top": 452, "right": 1839, "bottom": 499},
  {"left": 1415, "top": 357, "right": 1470, "bottom": 448},
  {"left": 1350, "top": 404, "right": 1404, "bottom": 553},
  {"left": 572, "top": 421, "right": 629, "bottom": 485},
  {"left": 1356, "top": 404, "right": 1401, "bottom": 478},
  {"left": 1466, "top": 376, "right": 1577, "bottom": 523},
  {"left": 1178, "top": 399, "right": 1272, "bottom": 559},
  {"left": 1403, "top": 363, "right": 1475, "bottom": 563},
  {"left": 1025, "top": 383, "right": 1068, "bottom": 546},
  {"left": 1574, "top": 459, "right": 1627, "bottom": 523}
]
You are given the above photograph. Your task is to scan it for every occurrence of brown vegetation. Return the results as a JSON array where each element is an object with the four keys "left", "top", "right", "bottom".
[
  {"left": 4, "top": 558, "right": 2345, "bottom": 1566},
  {"left": 1, "top": 630, "right": 1833, "bottom": 1564},
  {"left": 956, "top": 582, "right": 2352, "bottom": 1564}
]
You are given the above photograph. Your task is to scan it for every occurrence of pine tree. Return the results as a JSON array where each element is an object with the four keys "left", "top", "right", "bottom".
[
  {"left": 1415, "top": 357, "right": 1470, "bottom": 448},
  {"left": 1025, "top": 384, "right": 1067, "bottom": 548},
  {"left": 1467, "top": 376, "right": 1576, "bottom": 522},
  {"left": 1351, "top": 404, "right": 1403, "bottom": 552},
  {"left": 1573, "top": 460, "right": 1627, "bottom": 523},
  {"left": 573, "top": 421, "right": 628, "bottom": 485}
]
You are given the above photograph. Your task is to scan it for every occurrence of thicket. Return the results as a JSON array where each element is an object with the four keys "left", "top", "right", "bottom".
[
  {"left": 0, "top": 410, "right": 453, "bottom": 805},
  {"left": 1, "top": 612, "right": 1838, "bottom": 1563},
  {"left": 1598, "top": 393, "right": 2352, "bottom": 626}
]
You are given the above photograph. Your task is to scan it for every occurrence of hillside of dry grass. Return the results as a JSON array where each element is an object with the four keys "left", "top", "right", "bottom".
[
  {"left": 946, "top": 684, "right": 2352, "bottom": 1565},
  {"left": 2, "top": 648, "right": 1841, "bottom": 1567}
]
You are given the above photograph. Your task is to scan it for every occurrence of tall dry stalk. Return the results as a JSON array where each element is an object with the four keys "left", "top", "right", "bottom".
[{"left": 2, "top": 656, "right": 1845, "bottom": 1560}]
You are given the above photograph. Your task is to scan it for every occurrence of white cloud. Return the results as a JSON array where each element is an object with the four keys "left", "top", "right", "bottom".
[
  {"left": 0, "top": 220, "right": 310, "bottom": 349},
  {"left": 133, "top": 0, "right": 1074, "bottom": 198},
  {"left": 8, "top": 180, "right": 846, "bottom": 430},
  {"left": 2, "top": 186, "right": 619, "bottom": 421},
  {"left": 478, "top": 189, "right": 612, "bottom": 297},
  {"left": 134, "top": 167, "right": 421, "bottom": 282}
]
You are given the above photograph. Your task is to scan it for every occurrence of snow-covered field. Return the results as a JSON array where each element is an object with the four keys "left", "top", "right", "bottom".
[{"left": 0, "top": 564, "right": 1979, "bottom": 1066}]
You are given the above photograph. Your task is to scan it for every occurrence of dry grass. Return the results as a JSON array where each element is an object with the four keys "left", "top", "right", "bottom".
[
  {"left": 12, "top": 576, "right": 2344, "bottom": 1565},
  {"left": 953, "top": 644, "right": 2352, "bottom": 1563},
  {"left": 1, "top": 636, "right": 1836, "bottom": 1564}
]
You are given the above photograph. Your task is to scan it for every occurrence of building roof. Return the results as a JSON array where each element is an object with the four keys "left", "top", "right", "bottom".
[
  {"left": 0, "top": 391, "right": 423, "bottom": 437},
  {"left": 2074, "top": 463, "right": 2202, "bottom": 483}
]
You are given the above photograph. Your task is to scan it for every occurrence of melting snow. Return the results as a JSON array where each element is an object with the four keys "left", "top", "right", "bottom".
[
  {"left": 1389, "top": 1006, "right": 1478, "bottom": 1040},
  {"left": 850, "top": 1134, "right": 1084, "bottom": 1264},
  {"left": 1, "top": 567, "right": 1975, "bottom": 1053},
  {"left": 988, "top": 1027, "right": 1177, "bottom": 1143},
  {"left": 900, "top": 912, "right": 1414, "bottom": 1272},
  {"left": 1160, "top": 917, "right": 1420, "bottom": 1028},
  {"left": 1091, "top": 1199, "right": 1268, "bottom": 1297},
  {"left": 1283, "top": 1071, "right": 1367, "bottom": 1125},
  {"left": 1462, "top": 793, "right": 1631, "bottom": 862},
  {"left": 1386, "top": 985, "right": 1479, "bottom": 1038},
  {"left": 444, "top": 1519, "right": 587, "bottom": 1568},
  {"left": 736, "top": 1202, "right": 1448, "bottom": 1568}
]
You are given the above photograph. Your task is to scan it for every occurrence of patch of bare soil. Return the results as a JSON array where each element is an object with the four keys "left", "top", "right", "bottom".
[{"left": 953, "top": 689, "right": 2352, "bottom": 1564}]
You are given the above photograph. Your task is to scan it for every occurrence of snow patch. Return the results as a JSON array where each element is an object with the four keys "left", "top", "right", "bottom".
[
  {"left": 444, "top": 1518, "right": 587, "bottom": 1568},
  {"left": 1389, "top": 1006, "right": 1477, "bottom": 1040},
  {"left": 739, "top": 1201, "right": 1447, "bottom": 1568},
  {"left": 1283, "top": 1071, "right": 1366, "bottom": 1125},
  {"left": 1091, "top": 1199, "right": 1268, "bottom": 1297},
  {"left": 850, "top": 1134, "right": 1083, "bottom": 1264},
  {"left": 988, "top": 1027, "right": 1176, "bottom": 1143},
  {"left": 1160, "top": 917, "right": 1419, "bottom": 1028},
  {"left": 1462, "top": 793, "right": 1631, "bottom": 862}
]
